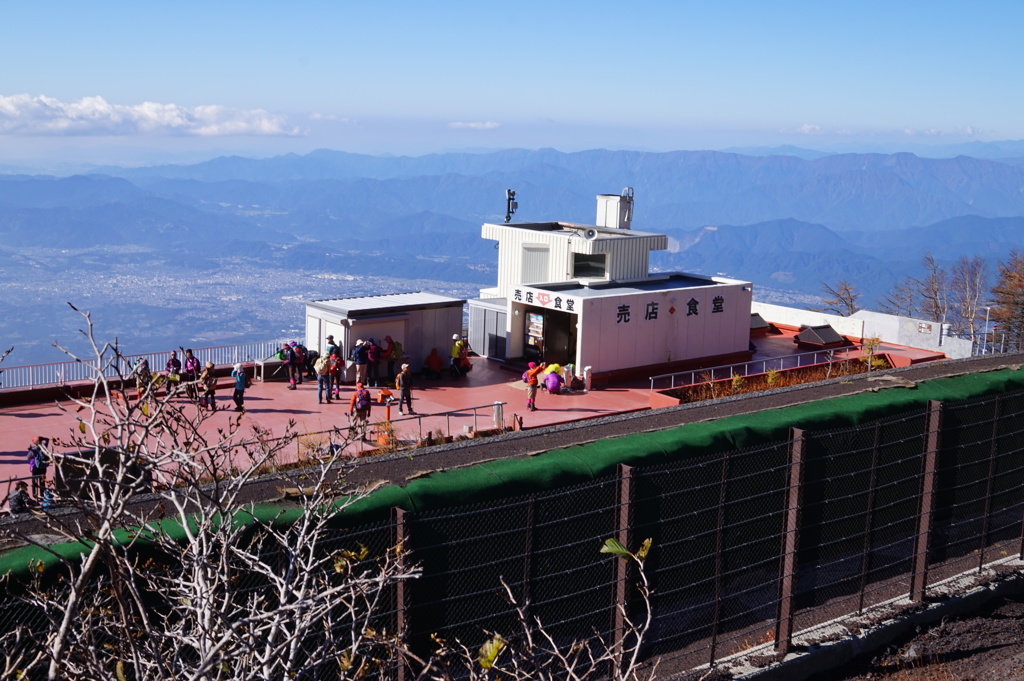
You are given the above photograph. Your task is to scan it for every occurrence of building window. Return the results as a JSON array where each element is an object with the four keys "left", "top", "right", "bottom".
[{"left": 573, "top": 253, "right": 607, "bottom": 278}]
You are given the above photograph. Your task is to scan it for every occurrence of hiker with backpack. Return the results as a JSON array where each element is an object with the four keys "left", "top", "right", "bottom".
[
  {"left": 349, "top": 382, "right": 373, "bottom": 441},
  {"left": 291, "top": 342, "right": 306, "bottom": 385},
  {"left": 523, "top": 361, "right": 547, "bottom": 412},
  {"left": 281, "top": 342, "right": 300, "bottom": 390},
  {"left": 314, "top": 352, "right": 333, "bottom": 404},
  {"left": 325, "top": 335, "right": 341, "bottom": 363},
  {"left": 183, "top": 348, "right": 201, "bottom": 401},
  {"left": 165, "top": 350, "right": 182, "bottom": 393},
  {"left": 133, "top": 357, "right": 152, "bottom": 397},
  {"left": 7, "top": 481, "right": 34, "bottom": 515},
  {"left": 303, "top": 348, "right": 319, "bottom": 381},
  {"left": 351, "top": 339, "right": 369, "bottom": 386},
  {"left": 396, "top": 363, "right": 415, "bottom": 415},
  {"left": 330, "top": 353, "right": 344, "bottom": 400},
  {"left": 199, "top": 361, "right": 218, "bottom": 411},
  {"left": 28, "top": 436, "right": 49, "bottom": 498},
  {"left": 450, "top": 334, "right": 470, "bottom": 377},
  {"left": 230, "top": 362, "right": 249, "bottom": 412}
]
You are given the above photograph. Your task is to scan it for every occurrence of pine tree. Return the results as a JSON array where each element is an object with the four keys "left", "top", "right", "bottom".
[{"left": 991, "top": 249, "right": 1024, "bottom": 352}]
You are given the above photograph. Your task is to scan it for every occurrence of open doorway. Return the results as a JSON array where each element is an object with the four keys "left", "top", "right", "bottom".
[{"left": 541, "top": 309, "right": 576, "bottom": 366}]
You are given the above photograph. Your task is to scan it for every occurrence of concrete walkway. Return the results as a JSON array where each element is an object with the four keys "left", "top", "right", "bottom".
[{"left": 0, "top": 357, "right": 653, "bottom": 506}]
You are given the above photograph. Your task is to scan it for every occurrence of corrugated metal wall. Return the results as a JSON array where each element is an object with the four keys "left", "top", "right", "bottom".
[
  {"left": 468, "top": 303, "right": 507, "bottom": 359},
  {"left": 483, "top": 223, "right": 665, "bottom": 298}
]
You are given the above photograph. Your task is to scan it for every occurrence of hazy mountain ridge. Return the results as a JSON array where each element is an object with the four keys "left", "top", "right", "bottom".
[
  {"left": 94, "top": 148, "right": 1024, "bottom": 233},
  {"left": 2, "top": 146, "right": 1024, "bottom": 365}
]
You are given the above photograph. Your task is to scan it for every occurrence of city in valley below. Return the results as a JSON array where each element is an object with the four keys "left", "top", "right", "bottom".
[{"left": 0, "top": 257, "right": 483, "bottom": 368}]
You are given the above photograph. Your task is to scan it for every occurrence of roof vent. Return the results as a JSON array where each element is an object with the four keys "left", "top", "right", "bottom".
[{"left": 595, "top": 187, "right": 633, "bottom": 230}]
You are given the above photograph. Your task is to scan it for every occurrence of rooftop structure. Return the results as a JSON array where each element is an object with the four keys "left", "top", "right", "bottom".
[{"left": 470, "top": 189, "right": 753, "bottom": 379}]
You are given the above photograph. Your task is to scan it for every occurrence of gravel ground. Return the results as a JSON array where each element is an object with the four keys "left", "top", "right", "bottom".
[{"left": 809, "top": 592, "right": 1024, "bottom": 680}]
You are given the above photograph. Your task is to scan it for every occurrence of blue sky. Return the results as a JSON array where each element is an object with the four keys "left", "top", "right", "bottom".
[{"left": 2, "top": 1, "right": 1022, "bottom": 166}]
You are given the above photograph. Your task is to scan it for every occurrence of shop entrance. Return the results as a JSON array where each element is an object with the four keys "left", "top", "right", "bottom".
[{"left": 521, "top": 309, "right": 575, "bottom": 366}]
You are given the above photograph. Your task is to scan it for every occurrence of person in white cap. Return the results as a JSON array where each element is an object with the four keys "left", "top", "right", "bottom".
[
  {"left": 450, "top": 334, "right": 468, "bottom": 377},
  {"left": 396, "top": 363, "right": 414, "bottom": 415},
  {"left": 352, "top": 339, "right": 369, "bottom": 385}
]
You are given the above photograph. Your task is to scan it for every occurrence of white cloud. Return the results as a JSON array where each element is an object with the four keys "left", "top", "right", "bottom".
[
  {"left": 309, "top": 112, "right": 349, "bottom": 122},
  {"left": 447, "top": 121, "right": 501, "bottom": 130},
  {"left": 903, "top": 126, "right": 981, "bottom": 138},
  {"left": 0, "top": 94, "right": 301, "bottom": 136},
  {"left": 795, "top": 123, "right": 823, "bottom": 135}
]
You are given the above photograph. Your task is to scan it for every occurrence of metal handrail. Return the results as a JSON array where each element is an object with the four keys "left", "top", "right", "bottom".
[
  {"left": 0, "top": 341, "right": 287, "bottom": 391},
  {"left": 359, "top": 401, "right": 508, "bottom": 453},
  {"left": 271, "top": 401, "right": 510, "bottom": 459},
  {"left": 649, "top": 344, "right": 865, "bottom": 392}
]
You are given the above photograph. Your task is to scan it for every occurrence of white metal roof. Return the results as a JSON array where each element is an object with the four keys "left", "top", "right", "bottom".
[
  {"left": 520, "top": 273, "right": 750, "bottom": 300},
  {"left": 306, "top": 291, "right": 465, "bottom": 317}
]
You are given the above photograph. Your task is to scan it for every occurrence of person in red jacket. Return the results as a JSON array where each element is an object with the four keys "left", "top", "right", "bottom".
[
  {"left": 525, "top": 361, "right": 547, "bottom": 412},
  {"left": 423, "top": 348, "right": 445, "bottom": 380}
]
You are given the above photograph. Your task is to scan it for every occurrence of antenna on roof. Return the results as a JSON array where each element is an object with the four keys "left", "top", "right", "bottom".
[
  {"left": 504, "top": 189, "right": 518, "bottom": 223},
  {"left": 621, "top": 186, "right": 634, "bottom": 225}
]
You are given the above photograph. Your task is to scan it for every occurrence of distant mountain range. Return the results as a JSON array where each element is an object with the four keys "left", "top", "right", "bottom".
[
  {"left": 83, "top": 148, "right": 1024, "bottom": 236},
  {"left": 1, "top": 146, "right": 1023, "bottom": 363}
]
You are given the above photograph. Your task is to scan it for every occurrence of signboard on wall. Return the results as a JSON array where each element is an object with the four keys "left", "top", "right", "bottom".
[{"left": 511, "top": 287, "right": 579, "bottom": 313}]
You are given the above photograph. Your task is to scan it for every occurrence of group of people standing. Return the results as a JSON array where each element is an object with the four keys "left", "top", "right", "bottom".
[
  {"left": 348, "top": 336, "right": 403, "bottom": 387},
  {"left": 7, "top": 335, "right": 473, "bottom": 514},
  {"left": 302, "top": 334, "right": 418, "bottom": 441},
  {"left": 133, "top": 348, "right": 249, "bottom": 412}
]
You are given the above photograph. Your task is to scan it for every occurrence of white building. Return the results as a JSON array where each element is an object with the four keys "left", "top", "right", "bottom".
[
  {"left": 468, "top": 190, "right": 754, "bottom": 381},
  {"left": 304, "top": 292, "right": 465, "bottom": 380}
]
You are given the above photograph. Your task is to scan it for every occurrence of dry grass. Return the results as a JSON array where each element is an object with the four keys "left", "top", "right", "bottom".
[
  {"left": 671, "top": 359, "right": 888, "bottom": 404},
  {"left": 730, "top": 629, "right": 775, "bottom": 655}
]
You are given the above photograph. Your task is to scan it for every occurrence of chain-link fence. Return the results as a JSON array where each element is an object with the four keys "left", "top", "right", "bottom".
[{"left": 2, "top": 387, "right": 1023, "bottom": 679}]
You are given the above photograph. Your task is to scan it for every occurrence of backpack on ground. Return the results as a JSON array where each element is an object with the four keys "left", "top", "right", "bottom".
[{"left": 355, "top": 389, "right": 371, "bottom": 411}]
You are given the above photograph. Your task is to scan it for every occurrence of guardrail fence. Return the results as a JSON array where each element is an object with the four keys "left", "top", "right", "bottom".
[
  {"left": 0, "top": 341, "right": 284, "bottom": 391},
  {"left": 1, "top": 386, "right": 1022, "bottom": 679}
]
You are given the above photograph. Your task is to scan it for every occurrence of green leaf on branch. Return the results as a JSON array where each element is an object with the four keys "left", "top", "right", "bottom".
[
  {"left": 478, "top": 633, "right": 505, "bottom": 669},
  {"left": 600, "top": 537, "right": 631, "bottom": 559},
  {"left": 637, "top": 537, "right": 652, "bottom": 562}
]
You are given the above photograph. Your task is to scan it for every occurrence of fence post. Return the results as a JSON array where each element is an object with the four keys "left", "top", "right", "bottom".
[
  {"left": 910, "top": 400, "right": 942, "bottom": 603},
  {"left": 492, "top": 401, "right": 504, "bottom": 430},
  {"left": 611, "top": 464, "right": 635, "bottom": 658},
  {"left": 979, "top": 396, "right": 1001, "bottom": 571},
  {"left": 857, "top": 422, "right": 882, "bottom": 613},
  {"left": 522, "top": 495, "right": 536, "bottom": 624},
  {"left": 709, "top": 451, "right": 731, "bottom": 665},
  {"left": 775, "top": 428, "right": 805, "bottom": 656},
  {"left": 392, "top": 506, "right": 411, "bottom": 681}
]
